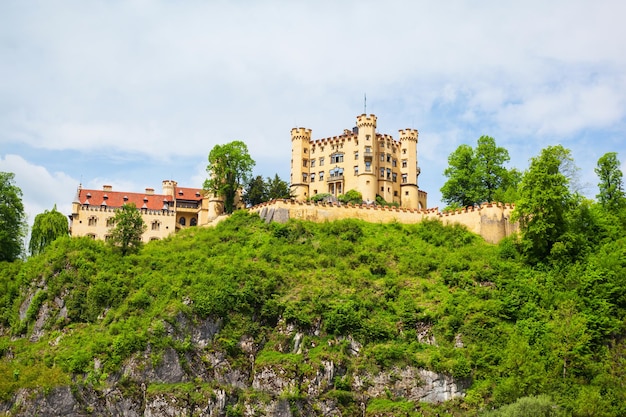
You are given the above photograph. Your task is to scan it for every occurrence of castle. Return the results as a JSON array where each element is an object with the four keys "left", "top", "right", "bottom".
[
  {"left": 68, "top": 181, "right": 226, "bottom": 241},
  {"left": 70, "top": 114, "right": 517, "bottom": 244},
  {"left": 290, "top": 114, "right": 427, "bottom": 210}
]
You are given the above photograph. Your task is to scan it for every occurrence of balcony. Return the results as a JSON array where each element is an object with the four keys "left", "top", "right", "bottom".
[{"left": 327, "top": 174, "right": 344, "bottom": 182}]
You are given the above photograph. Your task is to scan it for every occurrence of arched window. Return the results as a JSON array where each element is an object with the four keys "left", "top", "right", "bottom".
[
  {"left": 106, "top": 217, "right": 115, "bottom": 227},
  {"left": 179, "top": 217, "right": 186, "bottom": 226},
  {"left": 88, "top": 216, "right": 97, "bottom": 226},
  {"left": 87, "top": 233, "right": 96, "bottom": 240},
  {"left": 190, "top": 218, "right": 197, "bottom": 226},
  {"left": 151, "top": 221, "right": 160, "bottom": 231}
]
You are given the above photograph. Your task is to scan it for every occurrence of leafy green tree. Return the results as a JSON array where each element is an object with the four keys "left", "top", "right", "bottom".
[
  {"left": 0, "top": 172, "right": 26, "bottom": 262},
  {"left": 29, "top": 205, "right": 68, "bottom": 256},
  {"left": 338, "top": 189, "right": 363, "bottom": 205},
  {"left": 441, "top": 136, "right": 515, "bottom": 208},
  {"left": 266, "top": 174, "right": 292, "bottom": 200},
  {"left": 204, "top": 141, "right": 255, "bottom": 214},
  {"left": 108, "top": 203, "right": 146, "bottom": 255},
  {"left": 441, "top": 144, "right": 479, "bottom": 208},
  {"left": 595, "top": 152, "right": 625, "bottom": 211},
  {"left": 513, "top": 145, "right": 575, "bottom": 263},
  {"left": 475, "top": 136, "right": 512, "bottom": 202},
  {"left": 244, "top": 175, "right": 267, "bottom": 207}
]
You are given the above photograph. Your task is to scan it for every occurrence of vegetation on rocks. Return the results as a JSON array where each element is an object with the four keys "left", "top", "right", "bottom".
[{"left": 0, "top": 203, "right": 625, "bottom": 415}]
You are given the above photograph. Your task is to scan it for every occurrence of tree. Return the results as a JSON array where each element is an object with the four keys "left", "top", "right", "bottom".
[
  {"left": 244, "top": 175, "right": 267, "bottom": 207},
  {"left": 266, "top": 174, "right": 292, "bottom": 200},
  {"left": 595, "top": 152, "right": 625, "bottom": 211},
  {"left": 512, "top": 145, "right": 575, "bottom": 263},
  {"left": 204, "top": 141, "right": 255, "bottom": 214},
  {"left": 0, "top": 172, "right": 26, "bottom": 262},
  {"left": 475, "top": 136, "right": 512, "bottom": 202},
  {"left": 338, "top": 189, "right": 363, "bottom": 205},
  {"left": 108, "top": 203, "right": 146, "bottom": 256},
  {"left": 441, "top": 136, "right": 514, "bottom": 208},
  {"left": 29, "top": 205, "right": 68, "bottom": 255},
  {"left": 440, "top": 144, "right": 480, "bottom": 208}
]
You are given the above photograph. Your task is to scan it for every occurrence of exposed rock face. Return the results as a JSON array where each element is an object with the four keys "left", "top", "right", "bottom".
[{"left": 2, "top": 320, "right": 467, "bottom": 417}]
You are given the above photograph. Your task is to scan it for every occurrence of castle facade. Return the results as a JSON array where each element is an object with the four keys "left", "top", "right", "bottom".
[
  {"left": 290, "top": 114, "right": 427, "bottom": 210},
  {"left": 68, "top": 180, "right": 224, "bottom": 241}
]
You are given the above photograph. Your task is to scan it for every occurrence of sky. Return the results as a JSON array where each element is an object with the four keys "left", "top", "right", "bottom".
[{"left": 1, "top": 0, "right": 625, "bottom": 230}]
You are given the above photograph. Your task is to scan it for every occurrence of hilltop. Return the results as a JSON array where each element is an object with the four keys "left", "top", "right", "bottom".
[{"left": 0, "top": 211, "right": 625, "bottom": 416}]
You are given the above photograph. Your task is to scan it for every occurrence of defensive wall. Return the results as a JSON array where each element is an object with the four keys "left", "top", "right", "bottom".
[{"left": 249, "top": 200, "right": 518, "bottom": 244}]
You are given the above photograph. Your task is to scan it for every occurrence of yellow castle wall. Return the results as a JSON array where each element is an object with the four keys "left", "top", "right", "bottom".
[{"left": 250, "top": 200, "right": 518, "bottom": 244}]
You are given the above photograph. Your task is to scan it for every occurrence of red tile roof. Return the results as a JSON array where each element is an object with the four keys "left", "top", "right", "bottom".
[
  {"left": 77, "top": 189, "right": 173, "bottom": 211},
  {"left": 174, "top": 187, "right": 205, "bottom": 201}
]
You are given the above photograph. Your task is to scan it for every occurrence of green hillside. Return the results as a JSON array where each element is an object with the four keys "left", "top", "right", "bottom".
[{"left": 1, "top": 211, "right": 625, "bottom": 416}]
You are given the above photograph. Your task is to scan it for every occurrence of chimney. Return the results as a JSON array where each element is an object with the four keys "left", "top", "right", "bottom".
[
  {"left": 103, "top": 185, "right": 113, "bottom": 191},
  {"left": 145, "top": 188, "right": 155, "bottom": 195}
]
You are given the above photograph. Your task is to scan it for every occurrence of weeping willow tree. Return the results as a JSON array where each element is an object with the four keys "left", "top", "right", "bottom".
[{"left": 29, "top": 205, "right": 68, "bottom": 256}]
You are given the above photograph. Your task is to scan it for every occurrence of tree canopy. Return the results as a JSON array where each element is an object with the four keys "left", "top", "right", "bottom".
[
  {"left": 595, "top": 152, "right": 625, "bottom": 211},
  {"left": 108, "top": 203, "right": 146, "bottom": 256},
  {"left": 0, "top": 172, "right": 26, "bottom": 262},
  {"left": 440, "top": 136, "right": 516, "bottom": 209},
  {"left": 29, "top": 205, "right": 68, "bottom": 256},
  {"left": 513, "top": 145, "right": 575, "bottom": 263},
  {"left": 243, "top": 174, "right": 292, "bottom": 207},
  {"left": 204, "top": 141, "right": 255, "bottom": 214}
]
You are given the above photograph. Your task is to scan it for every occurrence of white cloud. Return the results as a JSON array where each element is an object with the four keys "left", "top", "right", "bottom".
[{"left": 0, "top": 154, "right": 77, "bottom": 226}]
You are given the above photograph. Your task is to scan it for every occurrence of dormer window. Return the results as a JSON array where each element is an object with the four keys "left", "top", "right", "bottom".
[{"left": 123, "top": 196, "right": 128, "bottom": 201}]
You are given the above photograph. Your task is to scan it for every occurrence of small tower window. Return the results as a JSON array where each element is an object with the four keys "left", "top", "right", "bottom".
[
  {"left": 179, "top": 217, "right": 186, "bottom": 226},
  {"left": 190, "top": 218, "right": 197, "bottom": 226}
]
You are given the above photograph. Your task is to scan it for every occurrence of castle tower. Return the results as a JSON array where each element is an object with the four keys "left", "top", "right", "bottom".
[
  {"left": 290, "top": 127, "right": 312, "bottom": 200},
  {"left": 399, "top": 129, "right": 421, "bottom": 209},
  {"left": 355, "top": 114, "right": 378, "bottom": 203},
  {"left": 162, "top": 180, "right": 177, "bottom": 198}
]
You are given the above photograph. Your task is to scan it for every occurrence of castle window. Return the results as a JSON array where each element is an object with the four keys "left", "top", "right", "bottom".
[
  {"left": 87, "top": 233, "right": 96, "bottom": 240},
  {"left": 366, "top": 135, "right": 371, "bottom": 141},
  {"left": 319, "top": 157, "right": 325, "bottom": 166},
  {"left": 387, "top": 154, "right": 391, "bottom": 162},
  {"left": 394, "top": 191, "right": 398, "bottom": 197},
  {"left": 402, "top": 148, "right": 407, "bottom": 154},
  {"left": 190, "top": 218, "right": 197, "bottom": 226},
  {"left": 392, "top": 159, "right": 397, "bottom": 167},
  {"left": 392, "top": 173, "right": 397, "bottom": 182},
  {"left": 106, "top": 217, "right": 115, "bottom": 227},
  {"left": 303, "top": 159, "right": 308, "bottom": 167},
  {"left": 402, "top": 159, "right": 408, "bottom": 168},
  {"left": 387, "top": 168, "right": 392, "bottom": 179},
  {"left": 354, "top": 152, "right": 358, "bottom": 160},
  {"left": 380, "top": 142, "right": 384, "bottom": 148},
  {"left": 304, "top": 148, "right": 308, "bottom": 154},
  {"left": 380, "top": 154, "right": 385, "bottom": 162},
  {"left": 402, "top": 174, "right": 408, "bottom": 184},
  {"left": 88, "top": 216, "right": 97, "bottom": 226},
  {"left": 310, "top": 173, "right": 315, "bottom": 182},
  {"left": 179, "top": 217, "right": 186, "bottom": 226},
  {"left": 380, "top": 168, "right": 385, "bottom": 178},
  {"left": 405, "top": 191, "right": 409, "bottom": 196},
  {"left": 381, "top": 187, "right": 384, "bottom": 192},
  {"left": 319, "top": 171, "right": 324, "bottom": 181},
  {"left": 330, "top": 153, "right": 344, "bottom": 164},
  {"left": 310, "top": 159, "right": 315, "bottom": 168},
  {"left": 105, "top": 235, "right": 112, "bottom": 241},
  {"left": 151, "top": 221, "right": 160, "bottom": 231},
  {"left": 311, "top": 147, "right": 315, "bottom": 154},
  {"left": 302, "top": 173, "right": 308, "bottom": 182},
  {"left": 365, "top": 161, "right": 372, "bottom": 171},
  {"left": 354, "top": 166, "right": 359, "bottom": 175},
  {"left": 150, "top": 237, "right": 159, "bottom": 241}
]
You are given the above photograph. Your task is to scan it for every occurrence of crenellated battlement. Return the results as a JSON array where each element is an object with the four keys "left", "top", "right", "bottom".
[
  {"left": 249, "top": 200, "right": 518, "bottom": 243},
  {"left": 399, "top": 129, "right": 419, "bottom": 142},
  {"left": 80, "top": 205, "right": 175, "bottom": 216},
  {"left": 356, "top": 113, "right": 377, "bottom": 128},
  {"left": 291, "top": 127, "right": 312, "bottom": 141}
]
